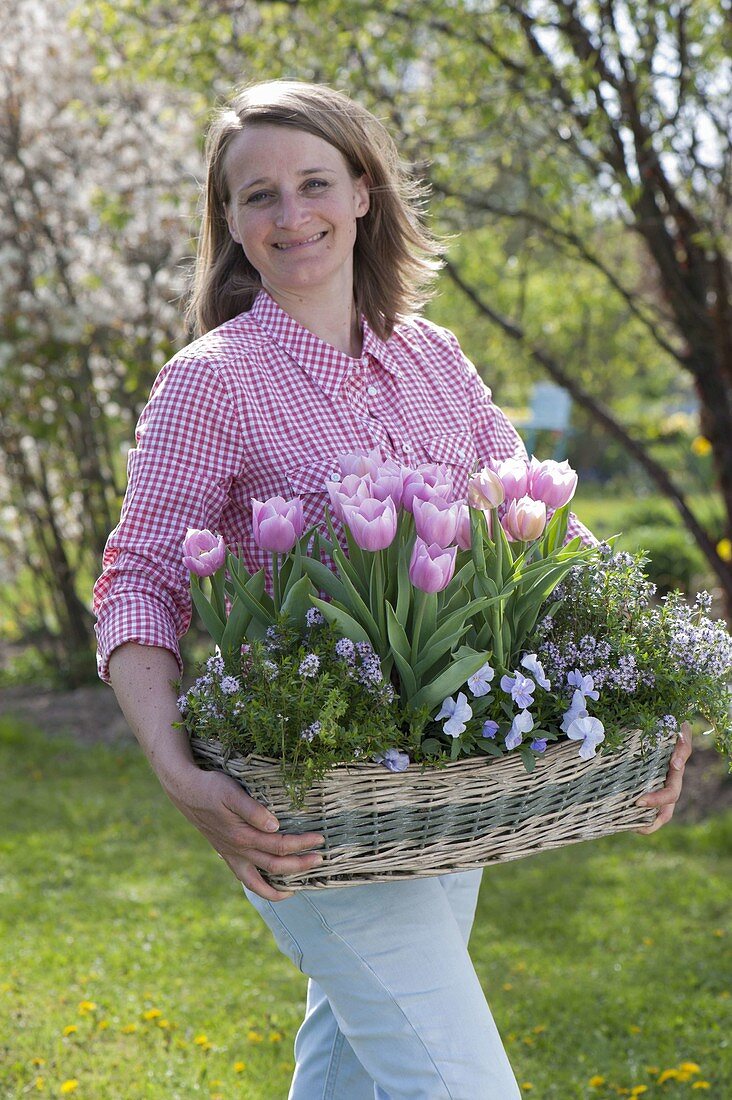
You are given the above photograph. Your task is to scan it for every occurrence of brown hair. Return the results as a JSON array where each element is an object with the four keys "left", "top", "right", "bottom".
[{"left": 185, "top": 80, "right": 444, "bottom": 340}]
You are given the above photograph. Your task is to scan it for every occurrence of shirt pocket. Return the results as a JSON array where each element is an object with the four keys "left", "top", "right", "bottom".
[
  {"left": 422, "top": 430, "right": 477, "bottom": 495},
  {"left": 286, "top": 457, "right": 342, "bottom": 533}
]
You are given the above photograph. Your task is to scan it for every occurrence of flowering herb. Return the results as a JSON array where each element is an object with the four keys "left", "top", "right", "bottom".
[{"left": 175, "top": 614, "right": 415, "bottom": 806}]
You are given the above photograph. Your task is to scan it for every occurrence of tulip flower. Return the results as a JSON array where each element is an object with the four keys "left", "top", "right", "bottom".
[
  {"left": 528, "top": 457, "right": 578, "bottom": 510},
  {"left": 182, "top": 528, "right": 226, "bottom": 577},
  {"left": 412, "top": 495, "right": 461, "bottom": 548},
  {"left": 408, "top": 538, "right": 457, "bottom": 593},
  {"left": 467, "top": 468, "right": 505, "bottom": 510},
  {"left": 502, "top": 496, "right": 547, "bottom": 542},
  {"left": 489, "top": 457, "right": 530, "bottom": 502},
  {"left": 252, "top": 495, "right": 304, "bottom": 554},
  {"left": 342, "top": 496, "right": 398, "bottom": 551},
  {"left": 455, "top": 502, "right": 473, "bottom": 550},
  {"left": 402, "top": 464, "right": 453, "bottom": 512},
  {"left": 327, "top": 475, "right": 373, "bottom": 522},
  {"left": 337, "top": 447, "right": 382, "bottom": 479},
  {"left": 371, "top": 459, "right": 406, "bottom": 509}
]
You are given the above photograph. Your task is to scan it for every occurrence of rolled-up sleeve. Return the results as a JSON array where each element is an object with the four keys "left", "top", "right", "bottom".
[
  {"left": 93, "top": 354, "right": 245, "bottom": 683},
  {"left": 452, "top": 334, "right": 596, "bottom": 547}
]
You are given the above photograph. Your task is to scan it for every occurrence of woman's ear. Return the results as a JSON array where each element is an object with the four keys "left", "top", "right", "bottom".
[
  {"left": 224, "top": 203, "right": 242, "bottom": 244},
  {"left": 355, "top": 174, "right": 371, "bottom": 218}
]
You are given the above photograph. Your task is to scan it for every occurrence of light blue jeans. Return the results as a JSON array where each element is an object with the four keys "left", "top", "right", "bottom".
[{"left": 244, "top": 870, "right": 521, "bottom": 1099}]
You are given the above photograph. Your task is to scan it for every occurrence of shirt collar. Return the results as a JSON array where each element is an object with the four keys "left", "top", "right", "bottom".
[{"left": 248, "top": 289, "right": 400, "bottom": 399}]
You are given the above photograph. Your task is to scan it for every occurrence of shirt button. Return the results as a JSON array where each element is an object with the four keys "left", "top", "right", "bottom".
[
  {"left": 402, "top": 442, "right": 412, "bottom": 453},
  {"left": 329, "top": 472, "right": 341, "bottom": 482},
  {"left": 367, "top": 385, "right": 378, "bottom": 396}
]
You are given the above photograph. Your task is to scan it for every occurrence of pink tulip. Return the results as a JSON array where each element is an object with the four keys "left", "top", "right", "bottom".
[
  {"left": 402, "top": 464, "right": 453, "bottom": 512},
  {"left": 408, "top": 538, "right": 457, "bottom": 592},
  {"left": 182, "top": 528, "right": 226, "bottom": 577},
  {"left": 252, "top": 495, "right": 304, "bottom": 554},
  {"left": 528, "top": 457, "right": 578, "bottom": 510},
  {"left": 412, "top": 495, "right": 461, "bottom": 548},
  {"left": 327, "top": 474, "right": 373, "bottom": 522},
  {"left": 502, "top": 496, "right": 547, "bottom": 542},
  {"left": 371, "top": 459, "right": 406, "bottom": 509},
  {"left": 342, "top": 496, "right": 398, "bottom": 551},
  {"left": 455, "top": 502, "right": 473, "bottom": 550},
  {"left": 467, "top": 468, "right": 505, "bottom": 510},
  {"left": 337, "top": 447, "right": 382, "bottom": 479},
  {"left": 489, "top": 457, "right": 530, "bottom": 502}
]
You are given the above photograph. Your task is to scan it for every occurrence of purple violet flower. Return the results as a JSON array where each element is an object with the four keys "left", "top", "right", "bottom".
[
  {"left": 482, "top": 720, "right": 499, "bottom": 739},
  {"left": 500, "top": 671, "right": 536, "bottom": 709},
  {"left": 374, "top": 748, "right": 410, "bottom": 772}
]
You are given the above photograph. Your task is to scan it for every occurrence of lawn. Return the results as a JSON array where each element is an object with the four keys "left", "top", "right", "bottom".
[{"left": 1, "top": 717, "right": 730, "bottom": 1099}]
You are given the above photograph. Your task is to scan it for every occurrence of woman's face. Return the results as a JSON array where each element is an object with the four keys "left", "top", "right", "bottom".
[{"left": 223, "top": 124, "right": 370, "bottom": 302}]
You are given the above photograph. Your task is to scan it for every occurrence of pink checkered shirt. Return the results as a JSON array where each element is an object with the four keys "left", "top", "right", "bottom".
[{"left": 93, "top": 289, "right": 591, "bottom": 683}]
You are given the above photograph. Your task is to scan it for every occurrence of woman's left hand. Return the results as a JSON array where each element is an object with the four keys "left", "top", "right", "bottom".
[{"left": 635, "top": 721, "right": 692, "bottom": 834}]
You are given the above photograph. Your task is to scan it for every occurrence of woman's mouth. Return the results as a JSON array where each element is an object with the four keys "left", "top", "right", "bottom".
[{"left": 273, "top": 231, "right": 327, "bottom": 251}]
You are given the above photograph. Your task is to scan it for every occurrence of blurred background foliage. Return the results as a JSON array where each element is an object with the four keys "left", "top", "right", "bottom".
[{"left": 0, "top": 0, "right": 730, "bottom": 685}]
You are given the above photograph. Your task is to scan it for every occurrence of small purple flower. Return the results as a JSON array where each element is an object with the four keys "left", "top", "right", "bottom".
[
  {"left": 560, "top": 689, "right": 588, "bottom": 732},
  {"left": 298, "top": 653, "right": 321, "bottom": 678},
  {"left": 434, "top": 692, "right": 473, "bottom": 737},
  {"left": 300, "top": 721, "right": 321, "bottom": 742},
  {"left": 482, "top": 719, "right": 499, "bottom": 739},
  {"left": 505, "top": 709, "right": 533, "bottom": 750},
  {"left": 306, "top": 608, "right": 325, "bottom": 627},
  {"left": 566, "top": 715, "right": 605, "bottom": 760},
  {"left": 206, "top": 654, "right": 225, "bottom": 677},
  {"left": 262, "top": 658, "right": 279, "bottom": 681},
  {"left": 177, "top": 695, "right": 189, "bottom": 715},
  {"left": 500, "top": 672, "right": 536, "bottom": 709},
  {"left": 467, "top": 662, "right": 495, "bottom": 697},
  {"left": 566, "top": 669, "right": 599, "bottom": 700},
  {"left": 530, "top": 738, "right": 548, "bottom": 753},
  {"left": 335, "top": 638, "right": 356, "bottom": 664},
  {"left": 520, "top": 653, "right": 551, "bottom": 690},
  {"left": 220, "top": 675, "right": 240, "bottom": 695},
  {"left": 374, "top": 748, "right": 410, "bottom": 772}
]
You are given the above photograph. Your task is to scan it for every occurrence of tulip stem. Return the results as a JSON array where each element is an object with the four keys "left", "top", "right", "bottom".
[
  {"left": 271, "top": 553, "right": 281, "bottom": 613},
  {"left": 411, "top": 588, "right": 427, "bottom": 665},
  {"left": 210, "top": 568, "right": 227, "bottom": 625}
]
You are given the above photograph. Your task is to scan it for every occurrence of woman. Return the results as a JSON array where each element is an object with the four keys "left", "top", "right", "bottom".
[{"left": 94, "top": 80, "right": 691, "bottom": 1099}]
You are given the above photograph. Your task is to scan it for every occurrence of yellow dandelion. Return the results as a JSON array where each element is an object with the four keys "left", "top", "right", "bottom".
[
  {"left": 588, "top": 1076, "right": 606, "bottom": 1087},
  {"left": 233, "top": 1061, "right": 246, "bottom": 1072},
  {"left": 156, "top": 1018, "right": 171, "bottom": 1029},
  {"left": 247, "top": 1030, "right": 264, "bottom": 1043},
  {"left": 62, "top": 1025, "right": 77, "bottom": 1036},
  {"left": 713, "top": 929, "right": 726, "bottom": 937},
  {"left": 34, "top": 1076, "right": 45, "bottom": 1091},
  {"left": 502, "top": 982, "right": 513, "bottom": 991},
  {"left": 98, "top": 1020, "right": 109, "bottom": 1030},
  {"left": 269, "top": 1031, "right": 283, "bottom": 1043},
  {"left": 676, "top": 1071, "right": 693, "bottom": 1082},
  {"left": 642, "top": 937, "right": 654, "bottom": 947},
  {"left": 194, "top": 1034, "right": 209, "bottom": 1046},
  {"left": 716, "top": 538, "right": 732, "bottom": 561},
  {"left": 32, "top": 1058, "right": 46, "bottom": 1067},
  {"left": 522, "top": 1035, "right": 535, "bottom": 1046},
  {"left": 143, "top": 1008, "right": 162, "bottom": 1020},
  {"left": 521, "top": 1084, "right": 533, "bottom": 1091},
  {"left": 657, "top": 1068, "right": 681, "bottom": 1084},
  {"left": 60, "top": 1082, "right": 79, "bottom": 1095},
  {"left": 77, "top": 1000, "right": 97, "bottom": 1015},
  {"left": 210, "top": 1081, "right": 223, "bottom": 1089},
  {"left": 629, "top": 1024, "right": 642, "bottom": 1034},
  {"left": 679, "top": 1062, "right": 701, "bottom": 1074},
  {"left": 532, "top": 1024, "right": 546, "bottom": 1034},
  {"left": 121, "top": 1023, "right": 137, "bottom": 1034},
  {"left": 630, "top": 1087, "right": 648, "bottom": 1097},
  {"left": 692, "top": 1083, "right": 711, "bottom": 1090},
  {"left": 691, "top": 436, "right": 712, "bottom": 456}
]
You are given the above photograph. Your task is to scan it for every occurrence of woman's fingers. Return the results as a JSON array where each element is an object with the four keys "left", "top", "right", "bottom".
[{"left": 635, "top": 722, "right": 692, "bottom": 835}]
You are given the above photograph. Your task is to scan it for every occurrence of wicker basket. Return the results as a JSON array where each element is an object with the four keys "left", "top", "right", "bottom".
[{"left": 190, "top": 729, "right": 676, "bottom": 890}]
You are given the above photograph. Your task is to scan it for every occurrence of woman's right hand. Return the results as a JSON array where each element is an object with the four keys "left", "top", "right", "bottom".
[{"left": 162, "top": 762, "right": 325, "bottom": 901}]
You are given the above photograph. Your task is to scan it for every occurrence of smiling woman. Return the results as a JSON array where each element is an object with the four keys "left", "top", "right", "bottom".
[{"left": 92, "top": 78, "right": 690, "bottom": 1100}]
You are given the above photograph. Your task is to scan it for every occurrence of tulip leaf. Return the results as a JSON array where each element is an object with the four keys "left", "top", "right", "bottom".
[
  {"left": 395, "top": 540, "right": 413, "bottom": 629},
  {"left": 310, "top": 597, "right": 371, "bottom": 645},
  {"left": 227, "top": 567, "right": 275, "bottom": 627},
  {"left": 300, "top": 556, "right": 348, "bottom": 604},
  {"left": 190, "top": 583, "right": 225, "bottom": 644},
  {"left": 281, "top": 574, "right": 317, "bottom": 626},
  {"left": 385, "top": 602, "right": 417, "bottom": 700},
  {"left": 330, "top": 547, "right": 383, "bottom": 649},
  {"left": 409, "top": 651, "right": 493, "bottom": 714},
  {"left": 413, "top": 600, "right": 492, "bottom": 679},
  {"left": 470, "top": 506, "right": 487, "bottom": 575},
  {"left": 220, "top": 598, "right": 253, "bottom": 657}
]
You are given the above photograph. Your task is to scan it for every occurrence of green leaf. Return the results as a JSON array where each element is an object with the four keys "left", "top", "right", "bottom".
[
  {"left": 309, "top": 597, "right": 371, "bottom": 645},
  {"left": 219, "top": 599, "right": 252, "bottom": 657},
  {"left": 300, "top": 556, "right": 348, "bottom": 603},
  {"left": 227, "top": 567, "right": 275, "bottom": 627},
  {"left": 409, "top": 650, "right": 492, "bottom": 713},
  {"left": 518, "top": 745, "right": 537, "bottom": 773},
  {"left": 190, "top": 583, "right": 225, "bottom": 643},
  {"left": 280, "top": 574, "right": 317, "bottom": 626}
]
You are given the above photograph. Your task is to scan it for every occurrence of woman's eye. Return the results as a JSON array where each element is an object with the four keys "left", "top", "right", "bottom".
[
  {"left": 304, "top": 179, "right": 328, "bottom": 191},
  {"left": 246, "top": 191, "right": 272, "bottom": 204}
]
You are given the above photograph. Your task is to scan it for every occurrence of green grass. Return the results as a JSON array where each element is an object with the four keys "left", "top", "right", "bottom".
[{"left": 2, "top": 718, "right": 731, "bottom": 1099}]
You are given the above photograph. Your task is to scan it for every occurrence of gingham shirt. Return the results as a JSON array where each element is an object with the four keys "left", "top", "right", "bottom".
[{"left": 93, "top": 289, "right": 591, "bottom": 683}]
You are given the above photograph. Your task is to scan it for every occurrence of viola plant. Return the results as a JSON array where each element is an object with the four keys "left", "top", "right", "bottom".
[{"left": 176, "top": 450, "right": 732, "bottom": 798}]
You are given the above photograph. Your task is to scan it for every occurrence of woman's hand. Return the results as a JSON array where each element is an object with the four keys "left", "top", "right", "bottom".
[
  {"left": 635, "top": 722, "right": 692, "bottom": 834},
  {"left": 163, "top": 762, "right": 325, "bottom": 901}
]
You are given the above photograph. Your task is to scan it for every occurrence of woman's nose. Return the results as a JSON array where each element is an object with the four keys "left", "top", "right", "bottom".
[{"left": 274, "top": 192, "right": 308, "bottom": 229}]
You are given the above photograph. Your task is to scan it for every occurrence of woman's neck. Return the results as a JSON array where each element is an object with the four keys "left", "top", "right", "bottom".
[{"left": 261, "top": 281, "right": 363, "bottom": 359}]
